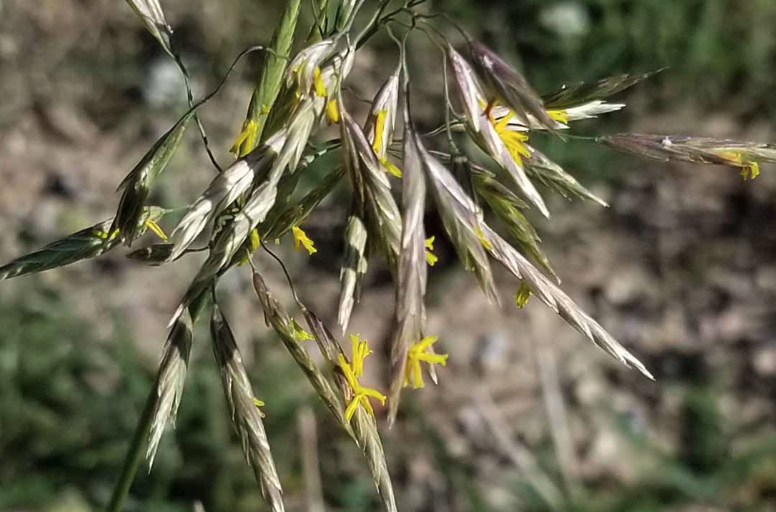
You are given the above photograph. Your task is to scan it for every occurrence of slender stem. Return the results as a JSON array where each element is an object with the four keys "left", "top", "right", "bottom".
[
  {"left": 172, "top": 51, "right": 223, "bottom": 173},
  {"left": 105, "top": 293, "right": 210, "bottom": 512},
  {"left": 105, "top": 387, "right": 156, "bottom": 512}
]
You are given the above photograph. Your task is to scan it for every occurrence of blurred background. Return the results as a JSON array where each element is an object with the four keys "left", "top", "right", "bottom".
[{"left": 2, "top": 0, "right": 776, "bottom": 511}]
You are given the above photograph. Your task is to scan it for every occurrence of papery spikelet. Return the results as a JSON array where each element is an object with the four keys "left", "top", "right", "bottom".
[
  {"left": 124, "top": 0, "right": 174, "bottom": 55},
  {"left": 468, "top": 41, "right": 557, "bottom": 131},
  {"left": 113, "top": 114, "right": 192, "bottom": 245},
  {"left": 250, "top": 270, "right": 351, "bottom": 430},
  {"left": 338, "top": 215, "right": 368, "bottom": 332},
  {"left": 147, "top": 311, "right": 194, "bottom": 469},
  {"left": 448, "top": 46, "right": 550, "bottom": 218},
  {"left": 210, "top": 305, "right": 285, "bottom": 512},
  {"left": 351, "top": 407, "right": 398, "bottom": 512},
  {"left": 602, "top": 134, "right": 776, "bottom": 178},
  {"left": 525, "top": 149, "right": 608, "bottom": 206},
  {"left": 168, "top": 130, "right": 286, "bottom": 261},
  {"left": 420, "top": 152, "right": 499, "bottom": 302},
  {"left": 170, "top": 102, "right": 320, "bottom": 325},
  {"left": 364, "top": 68, "right": 400, "bottom": 160},
  {"left": 471, "top": 165, "right": 557, "bottom": 280},
  {"left": 263, "top": 166, "right": 346, "bottom": 240},
  {"left": 340, "top": 106, "right": 402, "bottom": 271},
  {"left": 0, "top": 207, "right": 166, "bottom": 280},
  {"left": 542, "top": 70, "right": 662, "bottom": 110},
  {"left": 299, "top": 310, "right": 397, "bottom": 512},
  {"left": 481, "top": 225, "right": 654, "bottom": 380},
  {"left": 387, "top": 103, "right": 428, "bottom": 424},
  {"left": 286, "top": 39, "right": 337, "bottom": 97}
]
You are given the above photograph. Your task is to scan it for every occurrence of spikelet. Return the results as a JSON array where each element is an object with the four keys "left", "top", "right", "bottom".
[
  {"left": 0, "top": 207, "right": 166, "bottom": 280},
  {"left": 601, "top": 134, "right": 776, "bottom": 179},
  {"left": 340, "top": 105, "right": 402, "bottom": 270},
  {"left": 113, "top": 113, "right": 193, "bottom": 245},
  {"left": 448, "top": 45, "right": 550, "bottom": 218},
  {"left": 468, "top": 40, "right": 557, "bottom": 132},
  {"left": 387, "top": 97, "right": 428, "bottom": 424},
  {"left": 481, "top": 224, "right": 654, "bottom": 380},
  {"left": 168, "top": 130, "right": 286, "bottom": 261},
  {"left": 338, "top": 215, "right": 368, "bottom": 332},
  {"left": 300, "top": 310, "right": 397, "bottom": 512},
  {"left": 124, "top": 0, "right": 174, "bottom": 56},
  {"left": 250, "top": 269, "right": 352, "bottom": 431},
  {"left": 147, "top": 311, "right": 194, "bottom": 469},
  {"left": 210, "top": 305, "right": 285, "bottom": 512}
]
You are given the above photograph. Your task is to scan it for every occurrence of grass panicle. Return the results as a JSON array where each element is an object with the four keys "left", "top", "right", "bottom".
[{"left": 8, "top": 3, "right": 776, "bottom": 510}]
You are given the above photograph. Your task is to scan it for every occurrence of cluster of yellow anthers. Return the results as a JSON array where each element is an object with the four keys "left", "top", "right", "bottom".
[
  {"left": 404, "top": 336, "right": 448, "bottom": 389},
  {"left": 486, "top": 103, "right": 570, "bottom": 168},
  {"left": 372, "top": 110, "right": 403, "bottom": 178},
  {"left": 719, "top": 151, "right": 761, "bottom": 180},
  {"left": 338, "top": 334, "right": 387, "bottom": 421},
  {"left": 424, "top": 236, "right": 438, "bottom": 266},
  {"left": 93, "top": 219, "right": 168, "bottom": 242},
  {"left": 490, "top": 110, "right": 532, "bottom": 166},
  {"left": 312, "top": 67, "right": 341, "bottom": 126}
]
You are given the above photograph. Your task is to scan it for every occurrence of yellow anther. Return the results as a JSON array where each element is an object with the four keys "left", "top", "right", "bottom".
[
  {"left": 425, "top": 236, "right": 438, "bottom": 266},
  {"left": 489, "top": 109, "right": 532, "bottom": 166},
  {"left": 741, "top": 162, "right": 760, "bottom": 180},
  {"left": 292, "top": 226, "right": 317, "bottom": 255},
  {"left": 719, "top": 151, "right": 761, "bottom": 181},
  {"left": 548, "top": 109, "right": 568, "bottom": 124},
  {"left": 404, "top": 336, "right": 448, "bottom": 389},
  {"left": 313, "top": 66, "right": 327, "bottom": 98},
  {"left": 379, "top": 157, "right": 403, "bottom": 178},
  {"left": 292, "top": 318, "right": 315, "bottom": 342},
  {"left": 514, "top": 283, "right": 532, "bottom": 309},
  {"left": 326, "top": 99, "right": 340, "bottom": 125},
  {"left": 372, "top": 109, "right": 388, "bottom": 155},
  {"left": 253, "top": 397, "right": 266, "bottom": 418},
  {"left": 230, "top": 119, "right": 258, "bottom": 157},
  {"left": 144, "top": 219, "right": 168, "bottom": 241}
]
